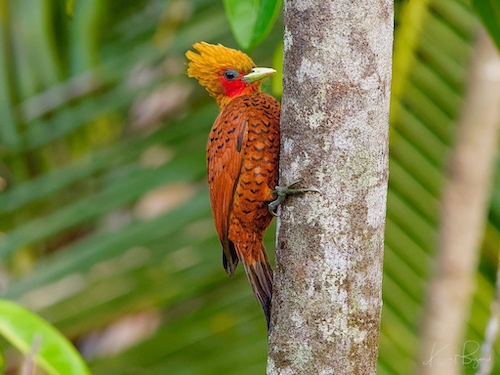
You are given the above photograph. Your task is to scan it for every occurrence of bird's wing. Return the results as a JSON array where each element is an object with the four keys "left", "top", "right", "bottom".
[{"left": 207, "top": 101, "right": 248, "bottom": 275}]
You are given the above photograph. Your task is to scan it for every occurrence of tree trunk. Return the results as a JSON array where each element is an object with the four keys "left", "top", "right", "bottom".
[
  {"left": 267, "top": 1, "right": 393, "bottom": 374},
  {"left": 417, "top": 28, "right": 500, "bottom": 375}
]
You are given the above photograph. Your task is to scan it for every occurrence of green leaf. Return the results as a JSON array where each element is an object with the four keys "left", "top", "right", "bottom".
[
  {"left": 0, "top": 299, "right": 91, "bottom": 375},
  {"left": 223, "top": 0, "right": 282, "bottom": 50},
  {"left": 0, "top": 349, "right": 4, "bottom": 374},
  {"left": 471, "top": 0, "right": 500, "bottom": 50},
  {"left": 66, "top": 0, "right": 76, "bottom": 16},
  {"left": 271, "top": 42, "right": 283, "bottom": 97}
]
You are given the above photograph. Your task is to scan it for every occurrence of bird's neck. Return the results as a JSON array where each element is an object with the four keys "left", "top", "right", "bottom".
[{"left": 217, "top": 84, "right": 261, "bottom": 108}]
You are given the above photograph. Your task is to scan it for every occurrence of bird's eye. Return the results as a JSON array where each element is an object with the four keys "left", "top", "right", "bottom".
[{"left": 223, "top": 69, "right": 239, "bottom": 81}]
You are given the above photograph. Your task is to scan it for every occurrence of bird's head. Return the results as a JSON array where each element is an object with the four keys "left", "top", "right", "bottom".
[{"left": 186, "top": 42, "right": 276, "bottom": 108}]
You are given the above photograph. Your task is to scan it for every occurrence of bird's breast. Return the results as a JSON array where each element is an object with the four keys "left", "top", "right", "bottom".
[{"left": 207, "top": 92, "right": 281, "bottom": 240}]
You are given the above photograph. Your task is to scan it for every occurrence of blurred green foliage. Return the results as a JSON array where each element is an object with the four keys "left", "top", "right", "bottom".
[
  {"left": 223, "top": 0, "right": 282, "bottom": 51},
  {"left": 0, "top": 299, "right": 91, "bottom": 375},
  {"left": 0, "top": 0, "right": 498, "bottom": 374},
  {"left": 471, "top": 0, "right": 500, "bottom": 50}
]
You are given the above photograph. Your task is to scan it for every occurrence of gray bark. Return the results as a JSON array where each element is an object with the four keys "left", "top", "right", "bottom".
[
  {"left": 417, "top": 28, "right": 500, "bottom": 375},
  {"left": 267, "top": 1, "right": 393, "bottom": 374}
]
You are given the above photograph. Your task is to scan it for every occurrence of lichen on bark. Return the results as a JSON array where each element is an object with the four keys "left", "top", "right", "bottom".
[{"left": 267, "top": 1, "right": 393, "bottom": 374}]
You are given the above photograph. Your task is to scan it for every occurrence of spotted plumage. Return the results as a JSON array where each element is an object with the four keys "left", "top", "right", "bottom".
[{"left": 186, "top": 43, "right": 280, "bottom": 327}]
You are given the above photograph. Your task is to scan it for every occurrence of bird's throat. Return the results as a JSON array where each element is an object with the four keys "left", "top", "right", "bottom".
[
  {"left": 218, "top": 78, "right": 261, "bottom": 107},
  {"left": 220, "top": 77, "right": 247, "bottom": 98}
]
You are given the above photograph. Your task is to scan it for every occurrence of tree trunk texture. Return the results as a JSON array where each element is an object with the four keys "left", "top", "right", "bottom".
[
  {"left": 417, "top": 28, "right": 500, "bottom": 375},
  {"left": 267, "top": 1, "right": 393, "bottom": 374}
]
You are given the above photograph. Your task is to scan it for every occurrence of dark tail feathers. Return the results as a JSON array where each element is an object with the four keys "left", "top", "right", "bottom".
[{"left": 242, "top": 259, "right": 273, "bottom": 329}]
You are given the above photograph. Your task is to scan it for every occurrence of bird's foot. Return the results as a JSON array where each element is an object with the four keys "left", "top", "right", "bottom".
[{"left": 268, "top": 180, "right": 321, "bottom": 216}]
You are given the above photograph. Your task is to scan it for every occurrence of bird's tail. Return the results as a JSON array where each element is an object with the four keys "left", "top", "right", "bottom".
[{"left": 237, "top": 244, "right": 273, "bottom": 329}]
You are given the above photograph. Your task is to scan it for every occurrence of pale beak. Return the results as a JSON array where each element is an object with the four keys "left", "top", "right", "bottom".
[{"left": 242, "top": 67, "right": 276, "bottom": 84}]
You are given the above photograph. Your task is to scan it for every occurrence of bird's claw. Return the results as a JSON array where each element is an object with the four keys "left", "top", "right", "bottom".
[
  {"left": 268, "top": 180, "right": 322, "bottom": 217},
  {"left": 268, "top": 194, "right": 285, "bottom": 217}
]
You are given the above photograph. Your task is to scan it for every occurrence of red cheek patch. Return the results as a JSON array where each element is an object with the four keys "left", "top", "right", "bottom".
[{"left": 219, "top": 76, "right": 247, "bottom": 98}]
